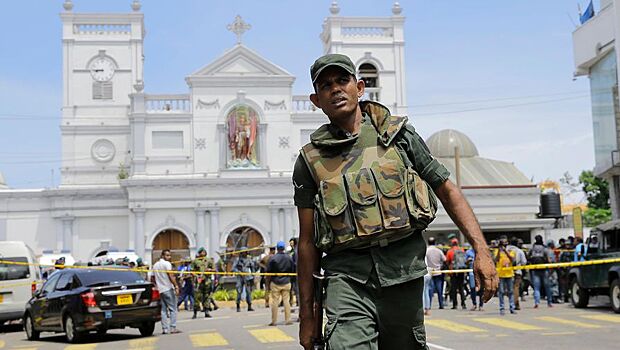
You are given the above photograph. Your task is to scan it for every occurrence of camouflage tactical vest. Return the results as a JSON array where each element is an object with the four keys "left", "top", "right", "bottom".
[{"left": 300, "top": 101, "right": 437, "bottom": 253}]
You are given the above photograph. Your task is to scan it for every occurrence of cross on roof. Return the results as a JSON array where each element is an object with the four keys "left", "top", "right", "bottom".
[{"left": 227, "top": 15, "right": 251, "bottom": 44}]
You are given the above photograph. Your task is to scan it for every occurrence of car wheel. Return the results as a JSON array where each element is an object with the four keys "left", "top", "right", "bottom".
[
  {"left": 64, "top": 315, "right": 83, "bottom": 343},
  {"left": 24, "top": 313, "right": 40, "bottom": 341},
  {"left": 570, "top": 278, "right": 589, "bottom": 308},
  {"left": 138, "top": 321, "right": 155, "bottom": 337},
  {"left": 611, "top": 279, "right": 620, "bottom": 314}
]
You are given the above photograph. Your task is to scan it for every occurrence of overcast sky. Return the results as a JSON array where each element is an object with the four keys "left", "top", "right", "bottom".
[{"left": 0, "top": 0, "right": 595, "bottom": 202}]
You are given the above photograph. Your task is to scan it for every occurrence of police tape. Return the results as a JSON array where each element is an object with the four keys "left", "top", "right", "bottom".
[
  {"left": 0, "top": 259, "right": 297, "bottom": 282},
  {"left": 436, "top": 257, "right": 620, "bottom": 274},
  {"left": 170, "top": 246, "right": 270, "bottom": 264}
]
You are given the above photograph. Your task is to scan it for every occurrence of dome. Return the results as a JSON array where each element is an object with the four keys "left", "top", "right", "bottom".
[{"left": 425, "top": 129, "right": 479, "bottom": 158}]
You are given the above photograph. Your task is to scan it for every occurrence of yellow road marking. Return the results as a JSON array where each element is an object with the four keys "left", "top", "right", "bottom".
[
  {"left": 10, "top": 348, "right": 37, "bottom": 350},
  {"left": 128, "top": 337, "right": 158, "bottom": 350},
  {"left": 473, "top": 318, "right": 544, "bottom": 331},
  {"left": 542, "top": 332, "right": 577, "bottom": 336},
  {"left": 580, "top": 314, "right": 620, "bottom": 323},
  {"left": 189, "top": 329, "right": 216, "bottom": 334},
  {"left": 243, "top": 324, "right": 265, "bottom": 329},
  {"left": 249, "top": 328, "right": 295, "bottom": 343},
  {"left": 536, "top": 316, "right": 603, "bottom": 328},
  {"left": 425, "top": 319, "right": 487, "bottom": 333},
  {"left": 65, "top": 345, "right": 97, "bottom": 350},
  {"left": 190, "top": 332, "right": 229, "bottom": 347},
  {"left": 0, "top": 340, "right": 4, "bottom": 348}
]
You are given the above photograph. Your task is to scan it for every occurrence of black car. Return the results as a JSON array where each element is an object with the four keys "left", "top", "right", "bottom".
[{"left": 23, "top": 268, "right": 160, "bottom": 343}]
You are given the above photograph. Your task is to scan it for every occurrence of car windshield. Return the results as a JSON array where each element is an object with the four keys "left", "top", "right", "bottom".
[
  {"left": 76, "top": 269, "right": 146, "bottom": 287},
  {"left": 0, "top": 257, "right": 30, "bottom": 281}
]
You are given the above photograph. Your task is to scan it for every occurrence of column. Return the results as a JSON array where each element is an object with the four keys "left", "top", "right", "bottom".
[
  {"left": 208, "top": 208, "right": 220, "bottom": 259},
  {"left": 284, "top": 207, "right": 293, "bottom": 241},
  {"left": 61, "top": 216, "right": 74, "bottom": 253},
  {"left": 270, "top": 207, "right": 280, "bottom": 245},
  {"left": 195, "top": 208, "right": 207, "bottom": 250},
  {"left": 133, "top": 208, "right": 146, "bottom": 258},
  {"left": 278, "top": 209, "right": 285, "bottom": 242}
]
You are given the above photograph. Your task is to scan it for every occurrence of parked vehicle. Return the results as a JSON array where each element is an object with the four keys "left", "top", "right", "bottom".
[
  {"left": 0, "top": 241, "right": 41, "bottom": 325},
  {"left": 23, "top": 267, "right": 160, "bottom": 342},
  {"left": 569, "top": 221, "right": 620, "bottom": 313},
  {"left": 92, "top": 250, "right": 141, "bottom": 266}
]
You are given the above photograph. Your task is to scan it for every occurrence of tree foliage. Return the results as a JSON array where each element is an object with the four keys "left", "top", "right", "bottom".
[
  {"left": 582, "top": 207, "right": 612, "bottom": 227},
  {"left": 579, "top": 170, "right": 610, "bottom": 209}
]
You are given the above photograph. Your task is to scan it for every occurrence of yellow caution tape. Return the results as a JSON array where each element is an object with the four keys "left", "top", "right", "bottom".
[
  {"left": 438, "top": 257, "right": 620, "bottom": 274},
  {"left": 0, "top": 260, "right": 296, "bottom": 280},
  {"left": 171, "top": 245, "right": 271, "bottom": 264}
]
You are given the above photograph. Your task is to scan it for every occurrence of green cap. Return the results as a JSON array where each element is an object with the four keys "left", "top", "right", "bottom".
[
  {"left": 310, "top": 53, "right": 356, "bottom": 83},
  {"left": 197, "top": 247, "right": 206, "bottom": 254}
]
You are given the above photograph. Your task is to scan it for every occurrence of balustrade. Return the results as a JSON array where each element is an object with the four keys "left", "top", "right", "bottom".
[
  {"left": 292, "top": 95, "right": 318, "bottom": 112},
  {"left": 341, "top": 26, "right": 392, "bottom": 37},
  {"left": 73, "top": 23, "right": 131, "bottom": 35},
  {"left": 144, "top": 95, "right": 191, "bottom": 113}
]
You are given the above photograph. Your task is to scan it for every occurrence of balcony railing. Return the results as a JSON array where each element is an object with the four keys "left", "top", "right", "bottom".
[
  {"left": 292, "top": 95, "right": 319, "bottom": 112},
  {"left": 145, "top": 94, "right": 191, "bottom": 113},
  {"left": 73, "top": 24, "right": 131, "bottom": 35},
  {"left": 341, "top": 26, "right": 393, "bottom": 37}
]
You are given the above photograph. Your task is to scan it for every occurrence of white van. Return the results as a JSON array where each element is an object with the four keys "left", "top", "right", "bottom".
[
  {"left": 92, "top": 251, "right": 141, "bottom": 265},
  {"left": 38, "top": 252, "right": 75, "bottom": 278},
  {"left": 0, "top": 241, "right": 41, "bottom": 324}
]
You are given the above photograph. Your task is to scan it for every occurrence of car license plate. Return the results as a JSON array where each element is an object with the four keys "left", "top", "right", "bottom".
[
  {"left": 104, "top": 310, "right": 112, "bottom": 319},
  {"left": 116, "top": 294, "right": 132, "bottom": 305}
]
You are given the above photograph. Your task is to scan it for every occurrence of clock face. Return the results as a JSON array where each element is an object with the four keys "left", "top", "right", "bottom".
[{"left": 89, "top": 57, "right": 115, "bottom": 82}]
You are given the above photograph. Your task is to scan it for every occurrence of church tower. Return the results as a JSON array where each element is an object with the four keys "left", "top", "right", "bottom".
[
  {"left": 59, "top": 0, "right": 145, "bottom": 186},
  {"left": 320, "top": 1, "right": 407, "bottom": 115}
]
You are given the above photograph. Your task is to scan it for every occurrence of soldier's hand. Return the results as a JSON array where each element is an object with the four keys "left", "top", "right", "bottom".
[
  {"left": 474, "top": 250, "right": 499, "bottom": 302},
  {"left": 299, "top": 312, "right": 315, "bottom": 350}
]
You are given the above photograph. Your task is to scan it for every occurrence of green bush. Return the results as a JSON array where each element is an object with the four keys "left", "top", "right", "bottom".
[
  {"left": 211, "top": 288, "right": 266, "bottom": 301},
  {"left": 252, "top": 289, "right": 266, "bottom": 299}
]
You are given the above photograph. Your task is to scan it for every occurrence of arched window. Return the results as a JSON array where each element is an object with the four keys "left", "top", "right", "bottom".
[
  {"left": 226, "top": 105, "right": 260, "bottom": 168},
  {"left": 358, "top": 63, "right": 380, "bottom": 101}
]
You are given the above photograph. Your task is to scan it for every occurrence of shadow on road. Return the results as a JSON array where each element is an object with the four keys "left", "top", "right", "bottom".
[{"left": 0, "top": 323, "right": 23, "bottom": 334}]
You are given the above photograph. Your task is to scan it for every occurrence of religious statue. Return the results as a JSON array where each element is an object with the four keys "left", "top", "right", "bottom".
[{"left": 227, "top": 105, "right": 259, "bottom": 168}]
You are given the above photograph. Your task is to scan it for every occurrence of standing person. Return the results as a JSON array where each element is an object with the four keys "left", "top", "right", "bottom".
[
  {"left": 528, "top": 235, "right": 553, "bottom": 308},
  {"left": 177, "top": 258, "right": 194, "bottom": 311},
  {"left": 191, "top": 247, "right": 215, "bottom": 319},
  {"left": 445, "top": 239, "right": 467, "bottom": 310},
  {"left": 232, "top": 248, "right": 256, "bottom": 312},
  {"left": 288, "top": 237, "right": 299, "bottom": 308},
  {"left": 465, "top": 247, "right": 484, "bottom": 311},
  {"left": 558, "top": 238, "right": 572, "bottom": 302},
  {"left": 152, "top": 249, "right": 181, "bottom": 334},
  {"left": 574, "top": 237, "right": 586, "bottom": 262},
  {"left": 425, "top": 237, "right": 446, "bottom": 310},
  {"left": 267, "top": 241, "right": 295, "bottom": 326},
  {"left": 259, "top": 247, "right": 276, "bottom": 307},
  {"left": 494, "top": 237, "right": 516, "bottom": 315},
  {"left": 508, "top": 237, "right": 526, "bottom": 310},
  {"left": 294, "top": 54, "right": 498, "bottom": 350}
]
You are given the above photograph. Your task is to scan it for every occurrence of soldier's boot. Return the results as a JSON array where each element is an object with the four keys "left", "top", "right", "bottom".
[
  {"left": 236, "top": 303, "right": 241, "bottom": 312},
  {"left": 211, "top": 300, "right": 219, "bottom": 311},
  {"left": 204, "top": 310, "right": 212, "bottom": 318},
  {"left": 248, "top": 303, "right": 254, "bottom": 312},
  {"left": 192, "top": 309, "right": 198, "bottom": 319}
]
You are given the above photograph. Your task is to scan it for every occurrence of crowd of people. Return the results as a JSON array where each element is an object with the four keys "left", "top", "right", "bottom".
[{"left": 423, "top": 233, "right": 597, "bottom": 316}]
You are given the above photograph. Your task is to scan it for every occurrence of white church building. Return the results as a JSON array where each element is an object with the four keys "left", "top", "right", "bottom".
[{"left": 0, "top": 1, "right": 554, "bottom": 264}]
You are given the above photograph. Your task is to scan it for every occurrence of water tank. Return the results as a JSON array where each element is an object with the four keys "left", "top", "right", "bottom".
[{"left": 540, "top": 192, "right": 562, "bottom": 218}]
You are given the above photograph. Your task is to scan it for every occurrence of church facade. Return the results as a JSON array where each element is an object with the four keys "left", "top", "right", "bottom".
[{"left": 0, "top": 1, "right": 552, "bottom": 264}]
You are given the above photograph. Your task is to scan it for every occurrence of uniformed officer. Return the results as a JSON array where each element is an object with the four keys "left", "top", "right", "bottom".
[
  {"left": 232, "top": 248, "right": 256, "bottom": 312},
  {"left": 190, "top": 247, "right": 215, "bottom": 319},
  {"left": 294, "top": 53, "right": 499, "bottom": 350}
]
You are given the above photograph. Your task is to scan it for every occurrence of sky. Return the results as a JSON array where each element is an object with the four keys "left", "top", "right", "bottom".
[{"left": 0, "top": 0, "right": 596, "bottom": 201}]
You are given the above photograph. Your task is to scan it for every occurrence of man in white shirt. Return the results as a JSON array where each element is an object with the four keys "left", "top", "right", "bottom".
[
  {"left": 426, "top": 237, "right": 447, "bottom": 309},
  {"left": 152, "top": 249, "right": 181, "bottom": 334}
]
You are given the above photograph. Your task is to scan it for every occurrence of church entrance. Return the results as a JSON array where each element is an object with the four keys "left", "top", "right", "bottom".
[
  {"left": 151, "top": 229, "right": 190, "bottom": 264},
  {"left": 224, "top": 226, "right": 264, "bottom": 270}
]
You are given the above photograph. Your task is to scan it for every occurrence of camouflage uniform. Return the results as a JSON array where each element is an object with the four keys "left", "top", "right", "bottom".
[
  {"left": 191, "top": 256, "right": 214, "bottom": 318},
  {"left": 293, "top": 101, "right": 450, "bottom": 349}
]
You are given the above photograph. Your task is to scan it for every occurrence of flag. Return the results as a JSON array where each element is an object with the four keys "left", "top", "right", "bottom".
[{"left": 580, "top": 1, "right": 595, "bottom": 24}]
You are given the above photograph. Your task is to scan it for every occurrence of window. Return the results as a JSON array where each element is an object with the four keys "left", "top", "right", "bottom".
[
  {"left": 590, "top": 50, "right": 618, "bottom": 172},
  {"left": 76, "top": 269, "right": 145, "bottom": 287},
  {"left": 0, "top": 257, "right": 30, "bottom": 281},
  {"left": 358, "top": 63, "right": 380, "bottom": 101},
  {"left": 55, "top": 273, "right": 75, "bottom": 291},
  {"left": 42, "top": 273, "right": 61, "bottom": 294},
  {"left": 226, "top": 105, "right": 260, "bottom": 168},
  {"left": 93, "top": 82, "right": 113, "bottom": 100},
  {"left": 152, "top": 131, "right": 184, "bottom": 149}
]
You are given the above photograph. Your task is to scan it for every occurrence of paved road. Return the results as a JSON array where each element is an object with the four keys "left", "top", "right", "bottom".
[{"left": 1, "top": 297, "right": 619, "bottom": 350}]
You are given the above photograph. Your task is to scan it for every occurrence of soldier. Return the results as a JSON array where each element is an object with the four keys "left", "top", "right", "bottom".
[
  {"left": 232, "top": 248, "right": 256, "bottom": 312},
  {"left": 190, "top": 247, "right": 215, "bottom": 319},
  {"left": 294, "top": 54, "right": 499, "bottom": 349}
]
